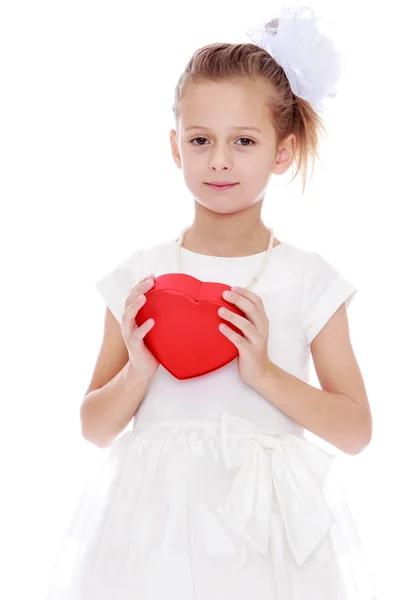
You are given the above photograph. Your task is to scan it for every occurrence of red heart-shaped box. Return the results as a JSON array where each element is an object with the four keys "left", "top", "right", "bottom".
[{"left": 135, "top": 273, "right": 246, "bottom": 380}]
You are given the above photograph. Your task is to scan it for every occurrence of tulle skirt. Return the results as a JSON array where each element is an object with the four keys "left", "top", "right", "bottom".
[{"left": 44, "top": 413, "right": 377, "bottom": 599}]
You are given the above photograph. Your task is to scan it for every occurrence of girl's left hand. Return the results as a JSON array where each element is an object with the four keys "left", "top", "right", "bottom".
[{"left": 218, "top": 286, "right": 273, "bottom": 389}]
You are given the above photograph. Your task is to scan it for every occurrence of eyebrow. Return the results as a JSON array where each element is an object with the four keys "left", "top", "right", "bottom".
[{"left": 184, "top": 125, "right": 262, "bottom": 133}]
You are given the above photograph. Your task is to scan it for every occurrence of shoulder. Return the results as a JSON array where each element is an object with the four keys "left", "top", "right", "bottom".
[
  {"left": 293, "top": 244, "right": 358, "bottom": 347},
  {"left": 276, "top": 240, "right": 309, "bottom": 264},
  {"left": 277, "top": 241, "right": 346, "bottom": 280},
  {"left": 139, "top": 238, "right": 176, "bottom": 274},
  {"left": 141, "top": 238, "right": 175, "bottom": 260},
  {"left": 272, "top": 241, "right": 310, "bottom": 284},
  {"left": 274, "top": 241, "right": 357, "bottom": 304},
  {"left": 109, "top": 237, "right": 175, "bottom": 277},
  {"left": 94, "top": 237, "right": 175, "bottom": 324}
]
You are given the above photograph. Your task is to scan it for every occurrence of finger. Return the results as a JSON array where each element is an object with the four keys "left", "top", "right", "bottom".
[
  {"left": 218, "top": 307, "right": 256, "bottom": 344},
  {"left": 132, "top": 317, "right": 155, "bottom": 341},
  {"left": 218, "top": 322, "right": 246, "bottom": 348},
  {"left": 126, "top": 277, "right": 154, "bottom": 307},
  {"left": 128, "top": 293, "right": 147, "bottom": 314},
  {"left": 230, "top": 286, "right": 267, "bottom": 316},
  {"left": 122, "top": 293, "right": 147, "bottom": 328},
  {"left": 129, "top": 274, "right": 155, "bottom": 293},
  {"left": 222, "top": 290, "right": 263, "bottom": 330}
]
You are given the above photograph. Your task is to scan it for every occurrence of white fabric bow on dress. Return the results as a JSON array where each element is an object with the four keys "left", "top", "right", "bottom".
[{"left": 218, "top": 411, "right": 336, "bottom": 566}]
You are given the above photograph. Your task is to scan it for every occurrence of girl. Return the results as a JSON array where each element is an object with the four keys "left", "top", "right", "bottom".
[{"left": 45, "top": 6, "right": 376, "bottom": 599}]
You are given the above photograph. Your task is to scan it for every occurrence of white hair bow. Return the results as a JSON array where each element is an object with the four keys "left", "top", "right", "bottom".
[{"left": 245, "top": 4, "right": 346, "bottom": 114}]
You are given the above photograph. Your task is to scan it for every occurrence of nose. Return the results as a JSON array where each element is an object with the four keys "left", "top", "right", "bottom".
[{"left": 208, "top": 143, "right": 233, "bottom": 171}]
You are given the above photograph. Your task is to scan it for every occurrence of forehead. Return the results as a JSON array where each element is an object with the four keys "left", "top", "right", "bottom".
[{"left": 178, "top": 80, "right": 272, "bottom": 131}]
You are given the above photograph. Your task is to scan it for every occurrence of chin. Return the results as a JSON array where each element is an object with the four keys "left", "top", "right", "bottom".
[{"left": 193, "top": 197, "right": 254, "bottom": 216}]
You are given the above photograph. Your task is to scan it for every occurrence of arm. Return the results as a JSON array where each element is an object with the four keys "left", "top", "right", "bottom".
[
  {"left": 255, "top": 303, "right": 373, "bottom": 455},
  {"left": 80, "top": 361, "right": 151, "bottom": 448}
]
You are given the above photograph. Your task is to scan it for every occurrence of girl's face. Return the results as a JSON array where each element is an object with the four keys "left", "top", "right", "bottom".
[{"left": 170, "top": 79, "right": 295, "bottom": 215}]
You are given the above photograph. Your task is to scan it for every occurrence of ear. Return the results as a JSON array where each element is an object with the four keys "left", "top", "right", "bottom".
[
  {"left": 170, "top": 129, "right": 182, "bottom": 169},
  {"left": 272, "top": 133, "right": 296, "bottom": 176}
]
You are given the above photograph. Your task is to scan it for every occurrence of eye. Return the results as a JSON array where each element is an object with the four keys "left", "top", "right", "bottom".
[
  {"left": 237, "top": 137, "right": 255, "bottom": 146},
  {"left": 189, "top": 137, "right": 256, "bottom": 147},
  {"left": 190, "top": 137, "right": 209, "bottom": 146}
]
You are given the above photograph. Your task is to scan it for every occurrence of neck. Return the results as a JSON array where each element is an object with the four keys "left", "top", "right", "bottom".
[{"left": 181, "top": 220, "right": 272, "bottom": 258}]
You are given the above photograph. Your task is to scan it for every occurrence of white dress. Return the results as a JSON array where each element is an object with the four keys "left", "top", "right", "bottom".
[{"left": 44, "top": 238, "right": 377, "bottom": 599}]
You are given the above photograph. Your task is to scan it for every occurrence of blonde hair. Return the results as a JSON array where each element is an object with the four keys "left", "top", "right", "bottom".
[{"left": 172, "top": 43, "right": 328, "bottom": 195}]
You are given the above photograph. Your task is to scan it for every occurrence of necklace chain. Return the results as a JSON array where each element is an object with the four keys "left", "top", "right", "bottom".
[{"left": 176, "top": 226, "right": 275, "bottom": 290}]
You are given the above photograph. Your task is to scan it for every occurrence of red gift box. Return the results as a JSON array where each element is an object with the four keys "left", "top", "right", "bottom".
[{"left": 135, "top": 273, "right": 246, "bottom": 380}]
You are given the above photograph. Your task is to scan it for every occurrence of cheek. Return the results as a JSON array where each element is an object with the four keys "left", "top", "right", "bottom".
[
  {"left": 181, "top": 163, "right": 204, "bottom": 193},
  {"left": 181, "top": 152, "right": 206, "bottom": 179},
  {"left": 183, "top": 162, "right": 203, "bottom": 181},
  {"left": 241, "top": 155, "right": 270, "bottom": 180},
  {"left": 180, "top": 146, "right": 199, "bottom": 168}
]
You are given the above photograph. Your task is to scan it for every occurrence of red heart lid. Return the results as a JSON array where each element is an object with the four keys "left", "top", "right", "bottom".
[{"left": 135, "top": 273, "right": 246, "bottom": 380}]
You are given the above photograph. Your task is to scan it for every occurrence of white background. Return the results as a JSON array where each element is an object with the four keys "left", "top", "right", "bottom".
[{"left": 1, "top": 0, "right": 398, "bottom": 598}]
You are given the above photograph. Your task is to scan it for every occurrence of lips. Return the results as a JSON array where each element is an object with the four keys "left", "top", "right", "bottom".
[
  {"left": 205, "top": 182, "right": 238, "bottom": 190},
  {"left": 206, "top": 181, "right": 237, "bottom": 185}
]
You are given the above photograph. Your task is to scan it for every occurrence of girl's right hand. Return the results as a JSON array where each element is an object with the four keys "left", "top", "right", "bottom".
[{"left": 121, "top": 274, "right": 160, "bottom": 382}]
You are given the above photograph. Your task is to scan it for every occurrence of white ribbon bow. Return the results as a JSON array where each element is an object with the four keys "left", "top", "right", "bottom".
[{"left": 218, "top": 411, "right": 336, "bottom": 566}]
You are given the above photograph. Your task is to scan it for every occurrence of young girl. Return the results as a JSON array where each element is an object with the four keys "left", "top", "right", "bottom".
[{"left": 44, "top": 6, "right": 377, "bottom": 599}]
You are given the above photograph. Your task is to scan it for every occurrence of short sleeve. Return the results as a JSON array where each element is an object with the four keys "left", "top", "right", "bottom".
[
  {"left": 94, "top": 248, "right": 144, "bottom": 324},
  {"left": 301, "top": 251, "right": 358, "bottom": 347}
]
